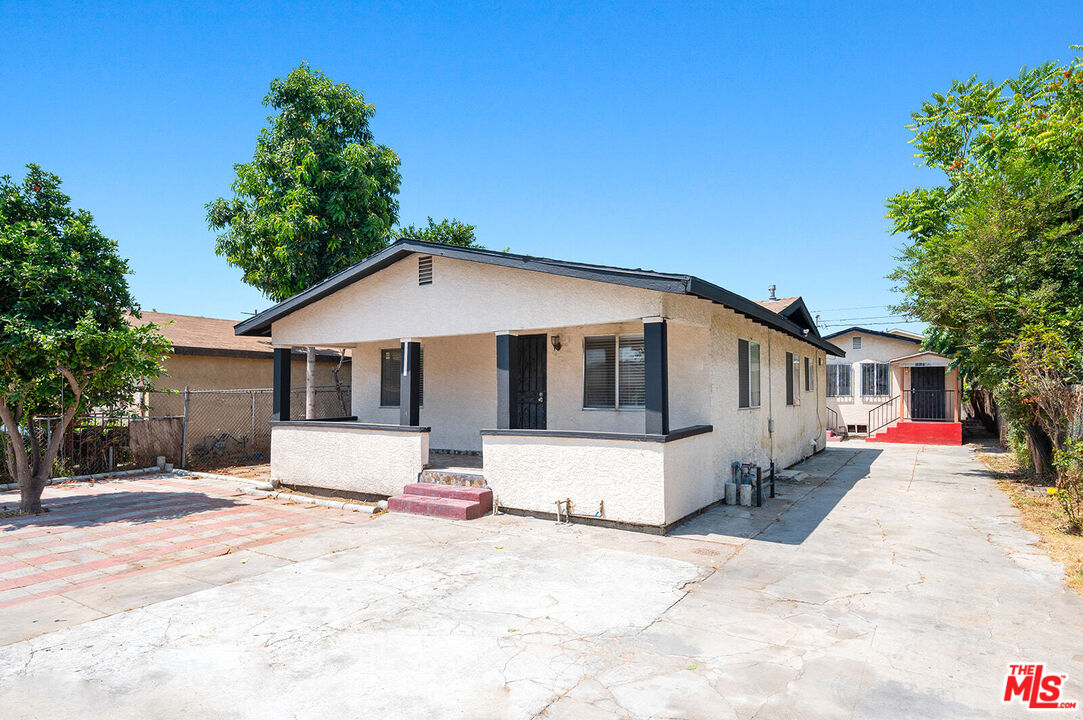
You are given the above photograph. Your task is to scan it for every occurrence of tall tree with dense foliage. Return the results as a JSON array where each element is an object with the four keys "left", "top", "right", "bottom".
[
  {"left": 0, "top": 166, "right": 171, "bottom": 513},
  {"left": 207, "top": 63, "right": 403, "bottom": 303},
  {"left": 887, "top": 50, "right": 1083, "bottom": 476},
  {"left": 399, "top": 216, "right": 478, "bottom": 247},
  {"left": 207, "top": 63, "right": 480, "bottom": 304}
]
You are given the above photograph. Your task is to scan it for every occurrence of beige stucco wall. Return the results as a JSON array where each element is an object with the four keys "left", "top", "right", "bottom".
[
  {"left": 661, "top": 431, "right": 719, "bottom": 524},
  {"left": 270, "top": 424, "right": 428, "bottom": 496},
  {"left": 481, "top": 434, "right": 667, "bottom": 526},
  {"left": 271, "top": 254, "right": 664, "bottom": 346}
]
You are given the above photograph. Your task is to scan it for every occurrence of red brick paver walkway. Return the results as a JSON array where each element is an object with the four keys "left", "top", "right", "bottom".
[{"left": 0, "top": 473, "right": 366, "bottom": 608}]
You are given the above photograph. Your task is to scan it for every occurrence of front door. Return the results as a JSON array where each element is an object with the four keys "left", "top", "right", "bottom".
[
  {"left": 910, "top": 367, "right": 945, "bottom": 420},
  {"left": 513, "top": 334, "right": 547, "bottom": 429}
]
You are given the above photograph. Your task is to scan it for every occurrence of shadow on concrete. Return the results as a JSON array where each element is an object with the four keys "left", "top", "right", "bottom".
[
  {"left": 669, "top": 448, "right": 882, "bottom": 545},
  {"left": 0, "top": 491, "right": 242, "bottom": 531}
]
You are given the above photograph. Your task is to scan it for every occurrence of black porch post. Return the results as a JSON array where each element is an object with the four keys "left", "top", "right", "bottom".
[
  {"left": 272, "top": 347, "right": 291, "bottom": 422},
  {"left": 400, "top": 340, "right": 421, "bottom": 426},
  {"left": 496, "top": 332, "right": 515, "bottom": 429},
  {"left": 644, "top": 317, "right": 669, "bottom": 435}
]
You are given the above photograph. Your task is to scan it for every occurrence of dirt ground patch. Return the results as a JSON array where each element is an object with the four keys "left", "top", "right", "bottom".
[
  {"left": 207, "top": 463, "right": 272, "bottom": 481},
  {"left": 977, "top": 447, "right": 1083, "bottom": 597}
]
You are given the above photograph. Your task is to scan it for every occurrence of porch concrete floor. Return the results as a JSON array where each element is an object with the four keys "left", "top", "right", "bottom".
[{"left": 0, "top": 444, "right": 1080, "bottom": 718}]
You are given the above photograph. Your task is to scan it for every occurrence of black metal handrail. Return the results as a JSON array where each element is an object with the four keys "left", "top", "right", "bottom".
[
  {"left": 826, "top": 406, "right": 842, "bottom": 434},
  {"left": 868, "top": 395, "right": 900, "bottom": 435}
]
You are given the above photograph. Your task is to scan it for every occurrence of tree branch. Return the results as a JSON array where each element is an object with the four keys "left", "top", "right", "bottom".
[{"left": 0, "top": 398, "right": 30, "bottom": 483}]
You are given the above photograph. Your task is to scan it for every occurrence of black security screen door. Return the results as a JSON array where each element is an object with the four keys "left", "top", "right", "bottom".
[
  {"left": 514, "top": 334, "right": 547, "bottom": 429},
  {"left": 910, "top": 367, "right": 946, "bottom": 420}
]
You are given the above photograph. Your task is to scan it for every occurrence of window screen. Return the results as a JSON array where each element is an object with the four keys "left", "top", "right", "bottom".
[
  {"left": 852, "top": 336, "right": 862, "bottom": 349},
  {"left": 583, "top": 336, "right": 616, "bottom": 408},
  {"left": 860, "top": 362, "right": 889, "bottom": 396},
  {"left": 804, "top": 357, "right": 814, "bottom": 392},
  {"left": 617, "top": 335, "right": 645, "bottom": 408},
  {"left": 785, "top": 352, "right": 795, "bottom": 405},
  {"left": 380, "top": 347, "right": 424, "bottom": 406},
  {"left": 826, "top": 364, "right": 851, "bottom": 397},
  {"left": 738, "top": 339, "right": 761, "bottom": 408}
]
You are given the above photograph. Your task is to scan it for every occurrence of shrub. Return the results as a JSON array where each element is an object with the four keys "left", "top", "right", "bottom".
[{"left": 1052, "top": 440, "right": 1083, "bottom": 533}]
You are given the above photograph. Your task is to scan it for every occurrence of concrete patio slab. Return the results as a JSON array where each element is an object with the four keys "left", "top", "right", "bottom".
[{"left": 0, "top": 444, "right": 1080, "bottom": 719}]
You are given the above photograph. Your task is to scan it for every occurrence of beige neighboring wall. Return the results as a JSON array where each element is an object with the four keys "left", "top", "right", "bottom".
[
  {"left": 153, "top": 353, "right": 344, "bottom": 392},
  {"left": 825, "top": 330, "right": 921, "bottom": 431}
]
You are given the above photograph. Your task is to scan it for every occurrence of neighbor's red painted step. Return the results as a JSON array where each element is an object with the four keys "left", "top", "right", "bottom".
[{"left": 867, "top": 421, "right": 962, "bottom": 446}]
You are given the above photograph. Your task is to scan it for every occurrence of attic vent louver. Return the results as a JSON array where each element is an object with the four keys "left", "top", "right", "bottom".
[{"left": 418, "top": 256, "right": 433, "bottom": 285}]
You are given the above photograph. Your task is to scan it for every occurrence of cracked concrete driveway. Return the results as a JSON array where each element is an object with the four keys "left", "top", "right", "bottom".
[{"left": 0, "top": 444, "right": 1081, "bottom": 719}]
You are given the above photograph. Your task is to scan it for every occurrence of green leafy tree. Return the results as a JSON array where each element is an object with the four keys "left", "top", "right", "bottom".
[
  {"left": 887, "top": 50, "right": 1083, "bottom": 476},
  {"left": 0, "top": 166, "right": 171, "bottom": 512},
  {"left": 399, "top": 216, "right": 478, "bottom": 247},
  {"left": 207, "top": 63, "right": 403, "bottom": 303}
]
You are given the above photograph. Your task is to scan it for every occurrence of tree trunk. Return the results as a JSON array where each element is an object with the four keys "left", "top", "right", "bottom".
[
  {"left": 1025, "top": 423, "right": 1055, "bottom": 479},
  {"left": 305, "top": 347, "right": 316, "bottom": 419},
  {"left": 19, "top": 473, "right": 47, "bottom": 514}
]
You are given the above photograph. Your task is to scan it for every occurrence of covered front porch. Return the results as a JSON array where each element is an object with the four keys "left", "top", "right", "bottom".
[{"left": 267, "top": 317, "right": 716, "bottom": 529}]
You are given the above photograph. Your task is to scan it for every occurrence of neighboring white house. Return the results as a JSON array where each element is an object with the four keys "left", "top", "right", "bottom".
[
  {"left": 821, "top": 327, "right": 962, "bottom": 445},
  {"left": 234, "top": 240, "right": 845, "bottom": 531}
]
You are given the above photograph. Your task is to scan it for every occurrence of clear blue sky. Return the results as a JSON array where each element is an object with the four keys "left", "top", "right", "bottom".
[{"left": 2, "top": 2, "right": 1078, "bottom": 333}]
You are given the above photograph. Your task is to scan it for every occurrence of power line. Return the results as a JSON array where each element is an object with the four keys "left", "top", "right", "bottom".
[{"left": 810, "top": 304, "right": 894, "bottom": 313}]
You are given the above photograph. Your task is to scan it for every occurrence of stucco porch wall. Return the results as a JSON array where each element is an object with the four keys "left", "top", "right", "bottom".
[
  {"left": 349, "top": 320, "right": 712, "bottom": 452},
  {"left": 481, "top": 430, "right": 713, "bottom": 527},
  {"left": 269, "top": 422, "right": 429, "bottom": 497}
]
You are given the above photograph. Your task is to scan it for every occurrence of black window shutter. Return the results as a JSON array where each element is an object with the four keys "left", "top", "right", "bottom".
[
  {"left": 785, "top": 351, "right": 794, "bottom": 405},
  {"left": 738, "top": 339, "right": 749, "bottom": 408}
]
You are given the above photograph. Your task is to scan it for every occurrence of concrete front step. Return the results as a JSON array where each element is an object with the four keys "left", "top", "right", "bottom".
[
  {"left": 387, "top": 494, "right": 487, "bottom": 520},
  {"left": 420, "top": 469, "right": 488, "bottom": 488}
]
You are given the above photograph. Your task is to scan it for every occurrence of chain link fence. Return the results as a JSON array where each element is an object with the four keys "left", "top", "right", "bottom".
[{"left": 143, "top": 385, "right": 351, "bottom": 470}]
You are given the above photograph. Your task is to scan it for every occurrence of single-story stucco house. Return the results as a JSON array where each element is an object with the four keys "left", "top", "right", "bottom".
[
  {"left": 822, "top": 326, "right": 962, "bottom": 445},
  {"left": 234, "top": 240, "right": 845, "bottom": 531}
]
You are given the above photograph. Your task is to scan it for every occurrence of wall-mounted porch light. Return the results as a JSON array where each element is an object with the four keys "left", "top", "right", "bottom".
[{"left": 550, "top": 335, "right": 562, "bottom": 351}]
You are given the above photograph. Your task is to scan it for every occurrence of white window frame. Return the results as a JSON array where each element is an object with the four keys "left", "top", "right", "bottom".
[{"left": 582, "top": 334, "right": 645, "bottom": 410}]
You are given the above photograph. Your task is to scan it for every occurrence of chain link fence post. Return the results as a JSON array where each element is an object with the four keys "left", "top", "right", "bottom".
[{"left": 181, "top": 385, "right": 190, "bottom": 469}]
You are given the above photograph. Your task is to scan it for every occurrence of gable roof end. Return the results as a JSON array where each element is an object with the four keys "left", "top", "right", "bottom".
[
  {"left": 821, "top": 326, "right": 922, "bottom": 344},
  {"left": 234, "top": 239, "right": 845, "bottom": 356}
]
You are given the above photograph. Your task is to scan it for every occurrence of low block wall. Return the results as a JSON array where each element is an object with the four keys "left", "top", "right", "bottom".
[
  {"left": 480, "top": 426, "right": 713, "bottom": 528},
  {"left": 270, "top": 421, "right": 430, "bottom": 497}
]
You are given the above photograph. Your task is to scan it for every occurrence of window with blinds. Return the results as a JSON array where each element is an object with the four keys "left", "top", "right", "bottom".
[
  {"left": 380, "top": 347, "right": 424, "bottom": 407},
  {"left": 738, "top": 339, "right": 761, "bottom": 408},
  {"left": 583, "top": 335, "right": 644, "bottom": 409},
  {"left": 860, "top": 362, "right": 889, "bottom": 396},
  {"left": 826, "top": 364, "right": 851, "bottom": 396}
]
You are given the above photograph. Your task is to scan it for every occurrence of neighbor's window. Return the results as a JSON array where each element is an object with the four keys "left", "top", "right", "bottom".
[
  {"left": 852, "top": 336, "right": 862, "bottom": 350},
  {"left": 583, "top": 335, "right": 644, "bottom": 409},
  {"left": 738, "top": 339, "right": 761, "bottom": 408},
  {"left": 804, "top": 357, "right": 814, "bottom": 393},
  {"left": 380, "top": 347, "right": 424, "bottom": 407},
  {"left": 860, "top": 362, "right": 889, "bottom": 396},
  {"left": 826, "top": 364, "right": 851, "bottom": 397}
]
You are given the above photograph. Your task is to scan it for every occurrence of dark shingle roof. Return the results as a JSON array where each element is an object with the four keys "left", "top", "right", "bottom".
[{"left": 234, "top": 240, "right": 844, "bottom": 356}]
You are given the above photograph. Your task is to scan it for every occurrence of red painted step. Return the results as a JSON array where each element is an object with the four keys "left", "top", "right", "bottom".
[
  {"left": 404, "top": 482, "right": 492, "bottom": 511},
  {"left": 388, "top": 482, "right": 492, "bottom": 520}
]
